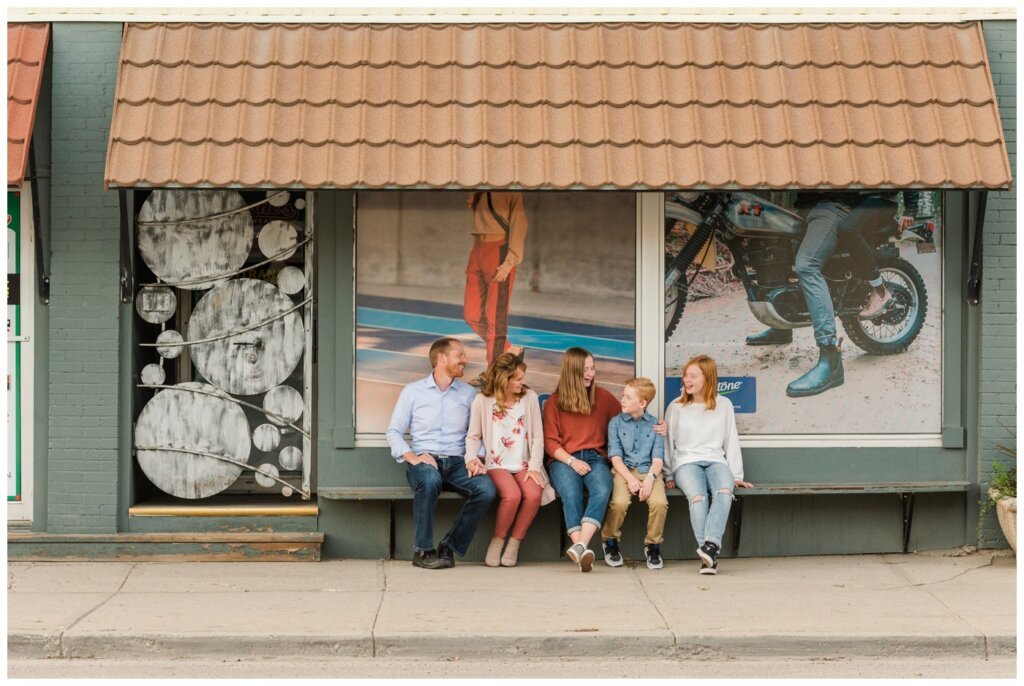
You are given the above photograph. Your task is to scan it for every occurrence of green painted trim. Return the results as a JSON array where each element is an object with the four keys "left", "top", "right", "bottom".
[
  {"left": 118, "top": 190, "right": 135, "bottom": 532},
  {"left": 334, "top": 191, "right": 356, "bottom": 447},
  {"left": 962, "top": 192, "right": 982, "bottom": 546},
  {"left": 942, "top": 192, "right": 966, "bottom": 449}
]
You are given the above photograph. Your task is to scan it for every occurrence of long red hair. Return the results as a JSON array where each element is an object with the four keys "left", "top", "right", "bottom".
[{"left": 678, "top": 354, "right": 718, "bottom": 411}]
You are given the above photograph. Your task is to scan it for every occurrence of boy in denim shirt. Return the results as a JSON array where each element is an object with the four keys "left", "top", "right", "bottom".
[{"left": 600, "top": 377, "right": 668, "bottom": 569}]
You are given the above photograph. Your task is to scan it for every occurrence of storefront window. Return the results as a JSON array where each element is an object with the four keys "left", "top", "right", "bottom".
[
  {"left": 663, "top": 190, "right": 943, "bottom": 435},
  {"left": 132, "top": 190, "right": 313, "bottom": 499},
  {"left": 355, "top": 192, "right": 637, "bottom": 435}
]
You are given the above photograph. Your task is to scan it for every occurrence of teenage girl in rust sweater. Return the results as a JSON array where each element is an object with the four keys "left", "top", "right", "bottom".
[{"left": 542, "top": 347, "right": 621, "bottom": 572}]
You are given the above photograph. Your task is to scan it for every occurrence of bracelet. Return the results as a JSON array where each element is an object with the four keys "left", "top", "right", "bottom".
[{"left": 566, "top": 456, "right": 575, "bottom": 467}]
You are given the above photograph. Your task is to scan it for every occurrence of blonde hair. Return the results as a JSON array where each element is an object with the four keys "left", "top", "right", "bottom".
[
  {"left": 556, "top": 347, "right": 596, "bottom": 414},
  {"left": 678, "top": 355, "right": 718, "bottom": 411},
  {"left": 625, "top": 377, "right": 656, "bottom": 407},
  {"left": 482, "top": 352, "right": 527, "bottom": 411}
]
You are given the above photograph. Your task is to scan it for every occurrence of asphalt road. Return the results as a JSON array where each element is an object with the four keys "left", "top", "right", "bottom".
[{"left": 8, "top": 656, "right": 1017, "bottom": 679}]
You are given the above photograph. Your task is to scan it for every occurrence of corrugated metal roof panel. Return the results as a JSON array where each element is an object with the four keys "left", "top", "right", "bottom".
[
  {"left": 8, "top": 22, "right": 50, "bottom": 186},
  {"left": 105, "top": 22, "right": 1013, "bottom": 189}
]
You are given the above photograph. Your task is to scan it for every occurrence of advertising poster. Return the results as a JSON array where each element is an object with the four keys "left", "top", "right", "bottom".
[
  {"left": 356, "top": 192, "right": 636, "bottom": 434},
  {"left": 8, "top": 191, "right": 21, "bottom": 500},
  {"left": 664, "top": 190, "right": 942, "bottom": 435}
]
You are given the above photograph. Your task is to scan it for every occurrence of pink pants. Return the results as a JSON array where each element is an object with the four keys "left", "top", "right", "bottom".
[{"left": 489, "top": 468, "right": 542, "bottom": 540}]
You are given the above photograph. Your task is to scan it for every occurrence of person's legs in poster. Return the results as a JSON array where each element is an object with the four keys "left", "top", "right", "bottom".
[
  {"left": 463, "top": 241, "right": 520, "bottom": 385},
  {"left": 787, "top": 202, "right": 846, "bottom": 398}
]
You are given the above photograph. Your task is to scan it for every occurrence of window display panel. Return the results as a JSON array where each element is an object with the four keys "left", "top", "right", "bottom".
[
  {"left": 356, "top": 192, "right": 636, "bottom": 435},
  {"left": 663, "top": 190, "right": 943, "bottom": 435}
]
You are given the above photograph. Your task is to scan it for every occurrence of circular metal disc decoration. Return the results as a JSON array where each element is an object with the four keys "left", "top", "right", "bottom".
[
  {"left": 135, "top": 383, "right": 251, "bottom": 499},
  {"left": 294, "top": 198, "right": 306, "bottom": 210},
  {"left": 264, "top": 385, "right": 305, "bottom": 426},
  {"left": 255, "top": 463, "right": 280, "bottom": 488},
  {"left": 282, "top": 485, "right": 294, "bottom": 497},
  {"left": 253, "top": 423, "right": 282, "bottom": 452},
  {"left": 141, "top": 363, "right": 166, "bottom": 386},
  {"left": 257, "top": 220, "right": 300, "bottom": 261},
  {"left": 267, "top": 190, "right": 289, "bottom": 208},
  {"left": 137, "top": 189, "right": 254, "bottom": 290},
  {"left": 279, "top": 446, "right": 302, "bottom": 471},
  {"left": 277, "top": 266, "right": 305, "bottom": 295},
  {"left": 156, "top": 330, "right": 184, "bottom": 359},
  {"left": 188, "top": 279, "right": 304, "bottom": 396},
  {"left": 136, "top": 286, "right": 177, "bottom": 324}
]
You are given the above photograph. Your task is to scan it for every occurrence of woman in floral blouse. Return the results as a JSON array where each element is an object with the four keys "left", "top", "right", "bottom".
[{"left": 465, "top": 352, "right": 552, "bottom": 567}]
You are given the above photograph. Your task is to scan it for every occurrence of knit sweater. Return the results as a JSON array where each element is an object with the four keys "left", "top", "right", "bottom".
[
  {"left": 542, "top": 386, "right": 621, "bottom": 459},
  {"left": 663, "top": 395, "right": 744, "bottom": 481}
]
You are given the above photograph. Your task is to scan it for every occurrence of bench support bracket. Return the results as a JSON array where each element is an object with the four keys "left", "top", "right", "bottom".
[{"left": 901, "top": 493, "right": 915, "bottom": 554}]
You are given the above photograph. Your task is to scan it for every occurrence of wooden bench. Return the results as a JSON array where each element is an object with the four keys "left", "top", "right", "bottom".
[
  {"left": 723, "top": 481, "right": 972, "bottom": 555},
  {"left": 322, "top": 480, "right": 971, "bottom": 557}
]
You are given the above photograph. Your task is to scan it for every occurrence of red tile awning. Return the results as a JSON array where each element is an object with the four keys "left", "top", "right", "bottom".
[
  {"left": 8, "top": 23, "right": 50, "bottom": 187},
  {"left": 105, "top": 22, "right": 1013, "bottom": 190}
]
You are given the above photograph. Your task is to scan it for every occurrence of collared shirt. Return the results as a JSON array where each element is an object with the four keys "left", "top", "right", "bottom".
[
  {"left": 385, "top": 374, "right": 477, "bottom": 462},
  {"left": 606, "top": 411, "right": 665, "bottom": 473}
]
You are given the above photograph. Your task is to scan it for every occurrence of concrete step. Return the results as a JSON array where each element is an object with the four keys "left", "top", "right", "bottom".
[{"left": 7, "top": 532, "right": 324, "bottom": 561}]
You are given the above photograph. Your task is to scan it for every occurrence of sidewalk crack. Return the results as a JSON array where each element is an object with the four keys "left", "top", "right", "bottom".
[
  {"left": 885, "top": 557, "right": 991, "bottom": 657},
  {"left": 883, "top": 555, "right": 996, "bottom": 587},
  {"left": 57, "top": 562, "right": 138, "bottom": 658},
  {"left": 371, "top": 560, "right": 388, "bottom": 657},
  {"left": 632, "top": 566, "right": 676, "bottom": 656}
]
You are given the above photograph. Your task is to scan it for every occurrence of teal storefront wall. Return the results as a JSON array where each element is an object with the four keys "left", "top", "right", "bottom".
[
  {"left": 977, "top": 20, "right": 1017, "bottom": 548},
  {"left": 19, "top": 20, "right": 1016, "bottom": 557}
]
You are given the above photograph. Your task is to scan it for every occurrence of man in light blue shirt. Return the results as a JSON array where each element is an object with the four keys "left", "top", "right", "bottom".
[{"left": 386, "top": 337, "right": 496, "bottom": 569}]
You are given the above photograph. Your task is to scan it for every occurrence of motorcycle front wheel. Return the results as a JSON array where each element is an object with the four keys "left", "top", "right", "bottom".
[
  {"left": 665, "top": 260, "right": 688, "bottom": 339},
  {"left": 840, "top": 257, "right": 928, "bottom": 355}
]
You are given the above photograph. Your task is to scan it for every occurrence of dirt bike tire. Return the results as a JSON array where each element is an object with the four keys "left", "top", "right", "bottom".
[
  {"left": 841, "top": 256, "right": 928, "bottom": 355},
  {"left": 665, "top": 276, "right": 688, "bottom": 340}
]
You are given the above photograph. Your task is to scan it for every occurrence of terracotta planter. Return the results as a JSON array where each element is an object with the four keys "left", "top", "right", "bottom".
[{"left": 988, "top": 488, "right": 1017, "bottom": 552}]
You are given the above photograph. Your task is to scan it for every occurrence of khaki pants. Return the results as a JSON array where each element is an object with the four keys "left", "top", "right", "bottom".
[{"left": 600, "top": 468, "right": 668, "bottom": 545}]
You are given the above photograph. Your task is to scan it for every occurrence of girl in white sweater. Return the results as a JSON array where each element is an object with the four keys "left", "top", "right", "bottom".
[{"left": 665, "top": 355, "right": 753, "bottom": 574}]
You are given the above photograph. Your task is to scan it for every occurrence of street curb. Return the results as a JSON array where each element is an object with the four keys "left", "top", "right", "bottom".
[
  {"left": 8, "top": 631, "right": 1014, "bottom": 660},
  {"left": 8, "top": 632, "right": 374, "bottom": 660},
  {"left": 373, "top": 631, "right": 677, "bottom": 657}
]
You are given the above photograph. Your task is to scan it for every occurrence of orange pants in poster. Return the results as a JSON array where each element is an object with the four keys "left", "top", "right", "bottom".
[{"left": 464, "top": 240, "right": 516, "bottom": 364}]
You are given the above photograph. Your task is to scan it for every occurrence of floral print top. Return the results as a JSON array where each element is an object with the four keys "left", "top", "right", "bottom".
[{"left": 487, "top": 399, "right": 528, "bottom": 472}]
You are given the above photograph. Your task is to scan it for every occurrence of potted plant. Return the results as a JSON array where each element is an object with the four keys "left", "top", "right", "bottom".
[{"left": 984, "top": 438, "right": 1016, "bottom": 552}]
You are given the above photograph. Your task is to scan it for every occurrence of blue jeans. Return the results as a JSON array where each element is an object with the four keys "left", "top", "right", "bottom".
[
  {"left": 547, "top": 450, "right": 613, "bottom": 534},
  {"left": 406, "top": 456, "right": 496, "bottom": 556},
  {"left": 795, "top": 201, "right": 850, "bottom": 347},
  {"left": 674, "top": 461, "right": 735, "bottom": 548}
]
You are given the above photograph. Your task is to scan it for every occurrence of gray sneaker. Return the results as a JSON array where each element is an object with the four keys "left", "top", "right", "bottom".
[
  {"left": 566, "top": 542, "right": 585, "bottom": 567},
  {"left": 602, "top": 539, "right": 624, "bottom": 567}
]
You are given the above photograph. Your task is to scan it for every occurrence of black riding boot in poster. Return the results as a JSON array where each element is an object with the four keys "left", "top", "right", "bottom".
[{"left": 786, "top": 343, "right": 844, "bottom": 398}]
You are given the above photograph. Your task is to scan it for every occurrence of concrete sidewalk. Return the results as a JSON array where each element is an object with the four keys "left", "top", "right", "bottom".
[{"left": 7, "top": 551, "right": 1016, "bottom": 661}]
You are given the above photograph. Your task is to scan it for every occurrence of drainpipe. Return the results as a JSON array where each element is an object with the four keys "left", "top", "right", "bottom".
[
  {"left": 27, "top": 144, "right": 49, "bottom": 304},
  {"left": 966, "top": 191, "right": 988, "bottom": 306}
]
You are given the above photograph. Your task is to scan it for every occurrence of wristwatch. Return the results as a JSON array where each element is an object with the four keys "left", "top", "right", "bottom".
[{"left": 567, "top": 456, "right": 575, "bottom": 467}]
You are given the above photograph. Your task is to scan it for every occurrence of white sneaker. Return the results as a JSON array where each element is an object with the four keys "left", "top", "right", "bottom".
[{"left": 579, "top": 547, "right": 595, "bottom": 573}]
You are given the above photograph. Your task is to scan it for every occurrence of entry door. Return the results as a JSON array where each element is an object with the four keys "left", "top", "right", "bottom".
[{"left": 7, "top": 188, "right": 34, "bottom": 522}]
